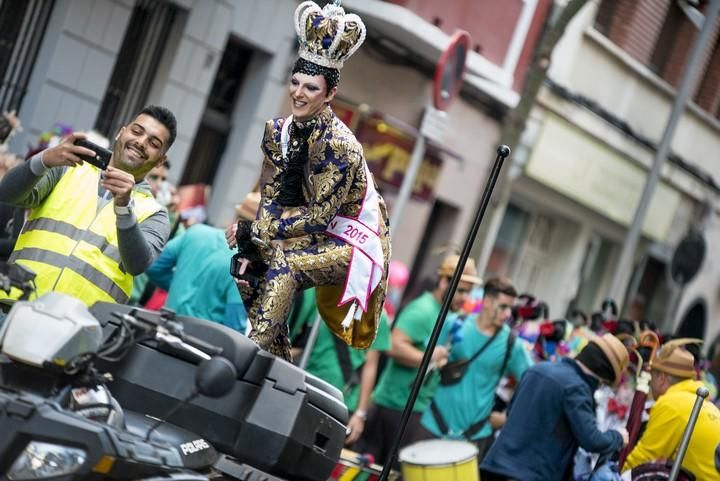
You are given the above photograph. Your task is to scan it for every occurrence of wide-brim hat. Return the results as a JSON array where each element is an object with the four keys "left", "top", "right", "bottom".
[
  {"left": 437, "top": 254, "right": 482, "bottom": 285},
  {"left": 652, "top": 349, "right": 695, "bottom": 379},
  {"left": 651, "top": 341, "right": 698, "bottom": 379},
  {"left": 587, "top": 333, "right": 630, "bottom": 387}
]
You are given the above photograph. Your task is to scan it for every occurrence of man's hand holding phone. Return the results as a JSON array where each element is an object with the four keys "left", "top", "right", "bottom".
[
  {"left": 40, "top": 133, "right": 96, "bottom": 168},
  {"left": 102, "top": 167, "right": 134, "bottom": 207},
  {"left": 73, "top": 137, "right": 111, "bottom": 170}
]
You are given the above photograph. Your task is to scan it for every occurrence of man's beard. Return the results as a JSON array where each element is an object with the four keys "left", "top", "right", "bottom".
[{"left": 112, "top": 142, "right": 147, "bottom": 177}]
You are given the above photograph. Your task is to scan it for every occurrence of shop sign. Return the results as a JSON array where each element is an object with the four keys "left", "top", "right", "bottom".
[
  {"left": 331, "top": 99, "right": 445, "bottom": 202},
  {"left": 355, "top": 114, "right": 443, "bottom": 201},
  {"left": 332, "top": 99, "right": 359, "bottom": 129}
]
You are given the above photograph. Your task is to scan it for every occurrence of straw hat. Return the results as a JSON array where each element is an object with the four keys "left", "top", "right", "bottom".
[
  {"left": 437, "top": 254, "right": 482, "bottom": 285},
  {"left": 651, "top": 340, "right": 700, "bottom": 379},
  {"left": 235, "top": 192, "right": 260, "bottom": 221},
  {"left": 588, "top": 333, "right": 630, "bottom": 387}
]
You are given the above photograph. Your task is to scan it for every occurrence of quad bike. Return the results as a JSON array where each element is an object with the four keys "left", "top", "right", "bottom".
[{"left": 0, "top": 262, "right": 348, "bottom": 481}]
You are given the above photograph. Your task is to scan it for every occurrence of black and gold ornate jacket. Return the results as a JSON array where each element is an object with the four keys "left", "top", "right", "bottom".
[{"left": 256, "top": 105, "right": 391, "bottom": 348}]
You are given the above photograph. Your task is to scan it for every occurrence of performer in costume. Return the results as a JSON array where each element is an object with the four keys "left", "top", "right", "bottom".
[{"left": 230, "top": 0, "right": 390, "bottom": 361}]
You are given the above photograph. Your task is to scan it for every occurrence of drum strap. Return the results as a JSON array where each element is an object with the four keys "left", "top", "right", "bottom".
[{"left": 431, "top": 332, "right": 516, "bottom": 440}]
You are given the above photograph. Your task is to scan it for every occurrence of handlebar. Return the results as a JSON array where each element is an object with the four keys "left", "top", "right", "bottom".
[
  {"left": 156, "top": 331, "right": 211, "bottom": 361},
  {"left": 110, "top": 310, "right": 223, "bottom": 362},
  {"left": 0, "top": 262, "right": 37, "bottom": 299}
]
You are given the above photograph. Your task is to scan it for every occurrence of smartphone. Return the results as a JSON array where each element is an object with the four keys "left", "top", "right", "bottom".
[
  {"left": 73, "top": 138, "right": 111, "bottom": 170},
  {"left": 230, "top": 253, "right": 262, "bottom": 288},
  {"left": 231, "top": 252, "right": 254, "bottom": 277}
]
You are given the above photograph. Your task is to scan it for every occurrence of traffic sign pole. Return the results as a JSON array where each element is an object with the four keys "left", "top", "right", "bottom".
[{"left": 389, "top": 133, "right": 426, "bottom": 234}]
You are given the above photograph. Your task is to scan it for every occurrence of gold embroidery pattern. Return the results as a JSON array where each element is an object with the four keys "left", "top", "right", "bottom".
[{"left": 288, "top": 244, "right": 351, "bottom": 273}]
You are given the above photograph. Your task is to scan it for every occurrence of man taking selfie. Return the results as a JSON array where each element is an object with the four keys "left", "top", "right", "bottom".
[{"left": 0, "top": 105, "right": 176, "bottom": 306}]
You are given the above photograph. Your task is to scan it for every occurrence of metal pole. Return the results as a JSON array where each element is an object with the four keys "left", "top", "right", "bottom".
[
  {"left": 389, "top": 133, "right": 426, "bottom": 234},
  {"left": 668, "top": 386, "right": 709, "bottom": 481},
  {"left": 298, "top": 313, "right": 323, "bottom": 369},
  {"left": 608, "top": 0, "right": 720, "bottom": 307},
  {"left": 378, "top": 145, "right": 510, "bottom": 481}
]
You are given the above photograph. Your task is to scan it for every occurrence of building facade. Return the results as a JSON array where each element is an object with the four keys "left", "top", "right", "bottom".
[
  {"left": 6, "top": 0, "right": 300, "bottom": 225},
  {"left": 3, "top": 0, "right": 551, "bottom": 298},
  {"left": 4, "top": 0, "right": 719, "bottom": 353},
  {"left": 486, "top": 0, "right": 720, "bottom": 350}
]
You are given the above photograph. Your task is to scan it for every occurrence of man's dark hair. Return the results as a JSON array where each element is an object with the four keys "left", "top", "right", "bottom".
[
  {"left": 137, "top": 105, "right": 177, "bottom": 148},
  {"left": 484, "top": 277, "right": 517, "bottom": 298}
]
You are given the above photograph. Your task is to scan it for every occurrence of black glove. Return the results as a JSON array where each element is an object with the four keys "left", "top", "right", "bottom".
[{"left": 231, "top": 220, "right": 267, "bottom": 287}]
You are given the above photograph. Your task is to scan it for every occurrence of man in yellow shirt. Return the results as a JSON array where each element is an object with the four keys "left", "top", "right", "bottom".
[{"left": 625, "top": 343, "right": 720, "bottom": 480}]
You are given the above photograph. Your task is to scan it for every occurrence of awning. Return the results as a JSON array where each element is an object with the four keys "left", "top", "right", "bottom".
[{"left": 343, "top": 0, "right": 520, "bottom": 109}]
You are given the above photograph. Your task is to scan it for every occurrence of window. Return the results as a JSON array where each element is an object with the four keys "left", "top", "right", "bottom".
[
  {"left": 594, "top": 0, "right": 620, "bottom": 36},
  {"left": 0, "top": 0, "right": 54, "bottom": 112},
  {"left": 486, "top": 203, "right": 531, "bottom": 278},
  {"left": 526, "top": 212, "right": 555, "bottom": 252},
  {"left": 180, "top": 38, "right": 254, "bottom": 185},
  {"left": 648, "top": 3, "right": 685, "bottom": 77},
  {"left": 94, "top": 0, "right": 178, "bottom": 138},
  {"left": 694, "top": 33, "right": 720, "bottom": 116}
]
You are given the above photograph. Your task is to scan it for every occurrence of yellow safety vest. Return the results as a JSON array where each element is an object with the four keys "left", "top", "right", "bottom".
[{"left": 6, "top": 163, "right": 161, "bottom": 305}]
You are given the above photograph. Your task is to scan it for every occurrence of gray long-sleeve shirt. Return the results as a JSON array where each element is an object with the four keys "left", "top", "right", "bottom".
[{"left": 0, "top": 155, "right": 169, "bottom": 275}]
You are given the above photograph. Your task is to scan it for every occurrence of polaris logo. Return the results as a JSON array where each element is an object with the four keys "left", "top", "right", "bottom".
[{"left": 180, "top": 439, "right": 210, "bottom": 455}]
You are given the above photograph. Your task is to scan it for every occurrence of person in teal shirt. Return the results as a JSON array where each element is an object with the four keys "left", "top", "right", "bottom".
[
  {"left": 289, "top": 287, "right": 391, "bottom": 447},
  {"left": 130, "top": 161, "right": 183, "bottom": 305},
  {"left": 146, "top": 220, "right": 246, "bottom": 332},
  {"left": 359, "top": 254, "right": 481, "bottom": 467},
  {"left": 420, "top": 277, "right": 532, "bottom": 462}
]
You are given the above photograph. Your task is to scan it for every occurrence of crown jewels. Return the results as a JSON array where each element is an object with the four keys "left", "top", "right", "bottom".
[{"left": 294, "top": 1, "right": 366, "bottom": 70}]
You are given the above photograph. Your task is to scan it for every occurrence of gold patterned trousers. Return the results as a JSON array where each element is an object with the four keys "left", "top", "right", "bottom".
[{"left": 239, "top": 236, "right": 351, "bottom": 361}]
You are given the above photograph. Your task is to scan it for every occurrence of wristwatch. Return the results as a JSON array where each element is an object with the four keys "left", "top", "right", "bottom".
[
  {"left": 113, "top": 199, "right": 134, "bottom": 216},
  {"left": 353, "top": 410, "right": 368, "bottom": 421}
]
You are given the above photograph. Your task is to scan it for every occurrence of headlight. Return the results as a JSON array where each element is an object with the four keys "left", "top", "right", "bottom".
[{"left": 8, "top": 441, "right": 86, "bottom": 480}]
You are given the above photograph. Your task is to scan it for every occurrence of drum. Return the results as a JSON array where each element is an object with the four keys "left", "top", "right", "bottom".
[
  {"left": 328, "top": 449, "right": 399, "bottom": 481},
  {"left": 398, "top": 439, "right": 479, "bottom": 481}
]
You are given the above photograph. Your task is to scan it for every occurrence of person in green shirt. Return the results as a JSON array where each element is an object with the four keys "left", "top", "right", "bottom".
[
  {"left": 289, "top": 287, "right": 391, "bottom": 447},
  {"left": 357, "top": 254, "right": 481, "bottom": 467}
]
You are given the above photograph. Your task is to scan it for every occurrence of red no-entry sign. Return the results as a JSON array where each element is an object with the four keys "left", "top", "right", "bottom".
[{"left": 433, "top": 30, "right": 471, "bottom": 111}]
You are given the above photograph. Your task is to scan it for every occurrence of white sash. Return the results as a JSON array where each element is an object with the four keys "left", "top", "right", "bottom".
[{"left": 281, "top": 116, "right": 385, "bottom": 328}]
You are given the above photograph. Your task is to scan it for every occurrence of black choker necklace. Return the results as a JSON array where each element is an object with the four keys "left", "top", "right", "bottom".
[{"left": 293, "top": 116, "right": 318, "bottom": 130}]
